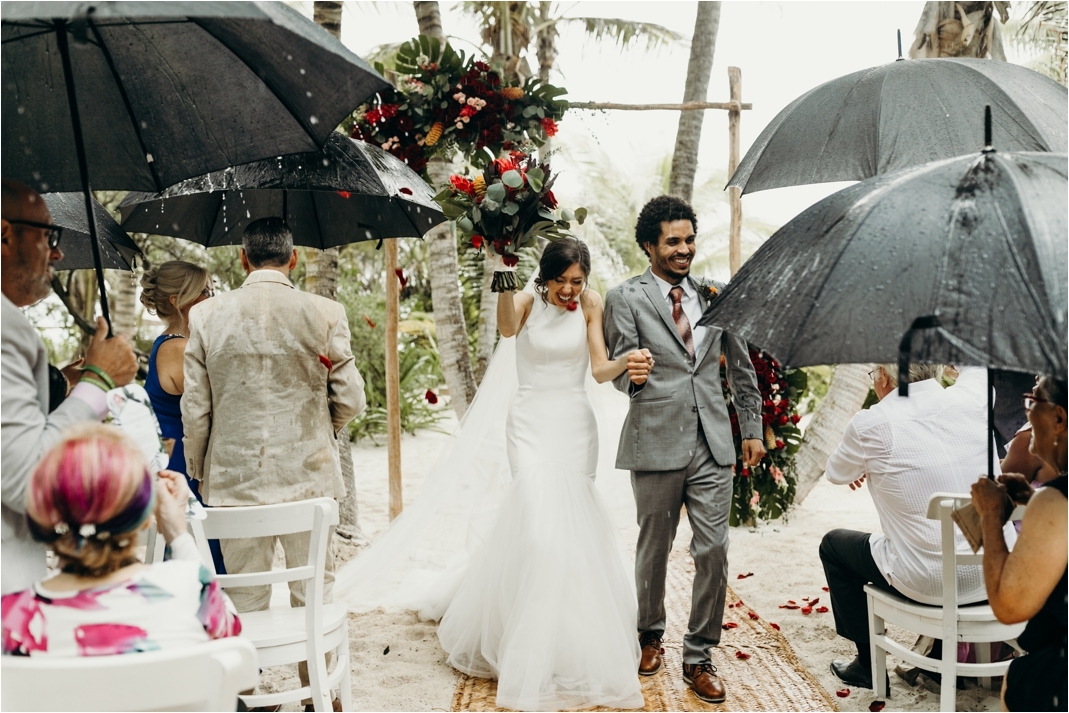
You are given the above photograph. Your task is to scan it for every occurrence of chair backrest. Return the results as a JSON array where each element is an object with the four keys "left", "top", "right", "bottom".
[
  {"left": 926, "top": 492, "right": 1025, "bottom": 639},
  {"left": 0, "top": 637, "right": 258, "bottom": 712},
  {"left": 194, "top": 498, "right": 338, "bottom": 611}
]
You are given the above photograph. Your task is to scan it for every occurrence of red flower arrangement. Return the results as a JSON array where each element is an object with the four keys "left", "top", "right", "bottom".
[{"left": 720, "top": 347, "right": 808, "bottom": 525}]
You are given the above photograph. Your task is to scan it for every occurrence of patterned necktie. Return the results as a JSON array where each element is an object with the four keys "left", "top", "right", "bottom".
[{"left": 669, "top": 285, "right": 695, "bottom": 359}]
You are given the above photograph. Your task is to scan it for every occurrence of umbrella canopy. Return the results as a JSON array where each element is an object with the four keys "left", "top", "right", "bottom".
[
  {"left": 699, "top": 150, "right": 1068, "bottom": 379},
  {"left": 1, "top": 2, "right": 389, "bottom": 194},
  {"left": 117, "top": 133, "right": 446, "bottom": 248},
  {"left": 728, "top": 58, "right": 1068, "bottom": 195},
  {"left": 43, "top": 193, "right": 141, "bottom": 271}
]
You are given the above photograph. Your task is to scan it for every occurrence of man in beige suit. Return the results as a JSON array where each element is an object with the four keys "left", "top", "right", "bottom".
[{"left": 183, "top": 217, "right": 365, "bottom": 616}]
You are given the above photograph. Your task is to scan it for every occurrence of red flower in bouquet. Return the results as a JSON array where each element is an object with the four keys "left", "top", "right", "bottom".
[
  {"left": 492, "top": 156, "right": 518, "bottom": 175},
  {"left": 540, "top": 117, "right": 559, "bottom": 136},
  {"left": 473, "top": 60, "right": 491, "bottom": 72},
  {"left": 753, "top": 359, "right": 769, "bottom": 375},
  {"left": 542, "top": 190, "right": 558, "bottom": 209},
  {"left": 450, "top": 175, "right": 477, "bottom": 197},
  {"left": 471, "top": 235, "right": 484, "bottom": 249}
]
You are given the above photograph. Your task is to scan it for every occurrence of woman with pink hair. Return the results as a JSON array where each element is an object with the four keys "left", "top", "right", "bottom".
[{"left": 1, "top": 423, "right": 241, "bottom": 657}]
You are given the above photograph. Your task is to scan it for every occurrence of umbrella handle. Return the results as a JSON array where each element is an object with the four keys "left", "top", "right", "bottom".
[{"left": 56, "top": 20, "right": 112, "bottom": 337}]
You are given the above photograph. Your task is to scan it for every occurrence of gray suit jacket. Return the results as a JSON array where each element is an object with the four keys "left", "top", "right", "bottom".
[
  {"left": 1, "top": 294, "right": 97, "bottom": 594},
  {"left": 603, "top": 269, "right": 763, "bottom": 472},
  {"left": 183, "top": 270, "right": 366, "bottom": 506}
]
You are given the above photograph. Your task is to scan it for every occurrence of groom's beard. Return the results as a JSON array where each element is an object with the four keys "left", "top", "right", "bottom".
[{"left": 652, "top": 252, "right": 693, "bottom": 283}]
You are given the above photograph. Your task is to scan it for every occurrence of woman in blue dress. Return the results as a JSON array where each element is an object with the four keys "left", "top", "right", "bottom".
[{"left": 140, "top": 260, "right": 225, "bottom": 573}]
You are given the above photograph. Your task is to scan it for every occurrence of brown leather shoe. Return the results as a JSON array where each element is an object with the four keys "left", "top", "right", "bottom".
[
  {"left": 683, "top": 662, "right": 726, "bottom": 703},
  {"left": 638, "top": 632, "right": 664, "bottom": 675}
]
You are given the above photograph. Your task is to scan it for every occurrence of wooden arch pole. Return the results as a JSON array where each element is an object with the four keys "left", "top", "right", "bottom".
[
  {"left": 385, "top": 239, "right": 403, "bottom": 521},
  {"left": 727, "top": 66, "right": 743, "bottom": 276}
]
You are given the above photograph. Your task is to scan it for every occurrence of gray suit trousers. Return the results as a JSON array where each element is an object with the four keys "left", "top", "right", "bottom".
[{"left": 632, "top": 424, "right": 733, "bottom": 665}]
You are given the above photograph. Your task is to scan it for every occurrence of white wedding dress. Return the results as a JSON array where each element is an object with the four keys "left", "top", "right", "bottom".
[{"left": 436, "top": 296, "right": 643, "bottom": 711}]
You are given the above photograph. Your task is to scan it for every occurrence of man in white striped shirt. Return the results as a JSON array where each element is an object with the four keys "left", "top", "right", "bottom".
[{"left": 820, "top": 364, "right": 1017, "bottom": 689}]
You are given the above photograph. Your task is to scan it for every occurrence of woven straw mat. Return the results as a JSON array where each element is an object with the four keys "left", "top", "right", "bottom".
[{"left": 450, "top": 522, "right": 839, "bottom": 712}]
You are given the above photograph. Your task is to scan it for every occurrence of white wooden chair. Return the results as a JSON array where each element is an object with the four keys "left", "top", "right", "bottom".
[
  {"left": 865, "top": 492, "right": 1027, "bottom": 712},
  {"left": 0, "top": 637, "right": 258, "bottom": 711},
  {"left": 193, "top": 497, "right": 351, "bottom": 712}
]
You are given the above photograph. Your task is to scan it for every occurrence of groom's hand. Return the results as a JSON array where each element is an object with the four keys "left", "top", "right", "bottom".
[
  {"left": 741, "top": 438, "right": 766, "bottom": 467},
  {"left": 627, "top": 350, "right": 653, "bottom": 385}
]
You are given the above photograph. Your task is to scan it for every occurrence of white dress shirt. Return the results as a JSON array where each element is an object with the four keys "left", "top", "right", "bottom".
[
  {"left": 651, "top": 272, "right": 708, "bottom": 353},
  {"left": 825, "top": 366, "right": 1017, "bottom": 605}
]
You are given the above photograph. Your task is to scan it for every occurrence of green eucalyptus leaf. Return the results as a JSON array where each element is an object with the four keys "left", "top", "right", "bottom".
[
  {"left": 472, "top": 206, "right": 482, "bottom": 223},
  {"left": 527, "top": 167, "right": 544, "bottom": 184},
  {"left": 457, "top": 216, "right": 474, "bottom": 232},
  {"left": 501, "top": 170, "right": 523, "bottom": 188},
  {"left": 575, "top": 207, "right": 588, "bottom": 225},
  {"left": 480, "top": 198, "right": 501, "bottom": 213},
  {"left": 527, "top": 176, "right": 543, "bottom": 192},
  {"left": 537, "top": 209, "right": 556, "bottom": 221},
  {"left": 561, "top": 208, "right": 574, "bottom": 222},
  {"left": 522, "top": 105, "right": 538, "bottom": 118},
  {"left": 486, "top": 183, "right": 506, "bottom": 202},
  {"left": 502, "top": 201, "right": 519, "bottom": 216}
]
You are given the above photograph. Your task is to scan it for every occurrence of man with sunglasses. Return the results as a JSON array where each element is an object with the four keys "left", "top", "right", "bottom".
[{"left": 1, "top": 178, "right": 138, "bottom": 594}]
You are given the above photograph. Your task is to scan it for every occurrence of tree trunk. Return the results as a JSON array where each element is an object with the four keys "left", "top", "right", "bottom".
[
  {"left": 425, "top": 159, "right": 478, "bottom": 416},
  {"left": 415, "top": 1, "right": 478, "bottom": 417},
  {"left": 792, "top": 364, "right": 872, "bottom": 504},
  {"left": 106, "top": 269, "right": 138, "bottom": 336},
  {"left": 667, "top": 2, "right": 721, "bottom": 203},
  {"left": 536, "top": 2, "right": 558, "bottom": 84},
  {"left": 474, "top": 257, "right": 496, "bottom": 382},
  {"left": 310, "top": 0, "right": 362, "bottom": 543}
]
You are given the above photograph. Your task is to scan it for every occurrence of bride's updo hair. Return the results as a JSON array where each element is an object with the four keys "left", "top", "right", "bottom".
[
  {"left": 534, "top": 238, "right": 591, "bottom": 303},
  {"left": 140, "top": 261, "right": 210, "bottom": 320}
]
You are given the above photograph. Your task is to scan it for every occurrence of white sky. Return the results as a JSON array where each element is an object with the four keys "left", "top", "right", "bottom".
[{"left": 305, "top": 1, "right": 931, "bottom": 227}]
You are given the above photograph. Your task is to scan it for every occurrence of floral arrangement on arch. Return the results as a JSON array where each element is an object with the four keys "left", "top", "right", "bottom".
[
  {"left": 349, "top": 35, "right": 568, "bottom": 175},
  {"left": 434, "top": 151, "right": 586, "bottom": 292},
  {"left": 721, "top": 348, "right": 808, "bottom": 526}
]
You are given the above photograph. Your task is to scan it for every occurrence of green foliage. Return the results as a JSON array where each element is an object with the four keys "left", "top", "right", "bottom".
[{"left": 338, "top": 291, "right": 446, "bottom": 443}]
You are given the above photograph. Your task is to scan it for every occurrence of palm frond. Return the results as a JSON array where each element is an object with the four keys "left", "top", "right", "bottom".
[{"left": 552, "top": 16, "right": 683, "bottom": 51}]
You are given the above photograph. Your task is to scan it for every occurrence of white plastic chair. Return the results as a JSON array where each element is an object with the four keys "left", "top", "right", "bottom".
[
  {"left": 0, "top": 637, "right": 258, "bottom": 712},
  {"left": 193, "top": 497, "right": 351, "bottom": 712},
  {"left": 865, "top": 492, "right": 1027, "bottom": 712}
]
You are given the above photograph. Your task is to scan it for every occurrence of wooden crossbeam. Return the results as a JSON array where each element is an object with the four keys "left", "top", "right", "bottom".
[{"left": 570, "top": 100, "right": 751, "bottom": 112}]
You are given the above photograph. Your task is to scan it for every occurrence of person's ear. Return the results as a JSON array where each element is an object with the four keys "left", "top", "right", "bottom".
[
  {"left": 239, "top": 249, "right": 251, "bottom": 273},
  {"left": 0, "top": 219, "right": 14, "bottom": 255},
  {"left": 288, "top": 249, "right": 298, "bottom": 270},
  {"left": 169, "top": 294, "right": 178, "bottom": 308}
]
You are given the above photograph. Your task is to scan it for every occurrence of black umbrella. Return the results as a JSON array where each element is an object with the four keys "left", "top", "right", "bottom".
[
  {"left": 699, "top": 148, "right": 1067, "bottom": 378},
  {"left": 43, "top": 193, "right": 141, "bottom": 272},
  {"left": 117, "top": 133, "right": 446, "bottom": 248},
  {"left": 728, "top": 57, "right": 1068, "bottom": 195},
  {"left": 2, "top": 2, "right": 388, "bottom": 326}
]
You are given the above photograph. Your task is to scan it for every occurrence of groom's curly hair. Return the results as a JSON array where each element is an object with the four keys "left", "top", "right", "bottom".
[{"left": 635, "top": 195, "right": 697, "bottom": 255}]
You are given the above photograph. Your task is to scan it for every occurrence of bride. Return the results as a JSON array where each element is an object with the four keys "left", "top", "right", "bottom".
[
  {"left": 436, "top": 238, "right": 649, "bottom": 710},
  {"left": 334, "top": 238, "right": 649, "bottom": 711}
]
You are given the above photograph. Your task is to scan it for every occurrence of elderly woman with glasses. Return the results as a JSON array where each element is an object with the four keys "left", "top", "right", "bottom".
[
  {"left": 972, "top": 375, "right": 1067, "bottom": 712},
  {"left": 139, "top": 261, "right": 224, "bottom": 572}
]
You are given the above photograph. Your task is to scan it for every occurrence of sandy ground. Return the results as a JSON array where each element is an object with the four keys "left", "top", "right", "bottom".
[{"left": 258, "top": 409, "right": 1003, "bottom": 712}]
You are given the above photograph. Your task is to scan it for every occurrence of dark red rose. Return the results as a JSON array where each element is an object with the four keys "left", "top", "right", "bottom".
[
  {"left": 777, "top": 414, "right": 789, "bottom": 426},
  {"left": 473, "top": 60, "right": 491, "bottom": 72},
  {"left": 775, "top": 440, "right": 786, "bottom": 450},
  {"left": 424, "top": 390, "right": 438, "bottom": 405},
  {"left": 501, "top": 253, "right": 519, "bottom": 268},
  {"left": 753, "top": 359, "right": 769, "bottom": 375},
  {"left": 790, "top": 413, "right": 801, "bottom": 424}
]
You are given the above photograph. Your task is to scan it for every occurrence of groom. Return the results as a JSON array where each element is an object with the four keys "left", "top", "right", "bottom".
[{"left": 604, "top": 195, "right": 765, "bottom": 703}]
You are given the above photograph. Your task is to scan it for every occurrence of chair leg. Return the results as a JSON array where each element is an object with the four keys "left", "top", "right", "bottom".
[
  {"left": 337, "top": 620, "right": 353, "bottom": 712},
  {"left": 940, "top": 638, "right": 957, "bottom": 712},
  {"left": 868, "top": 593, "right": 890, "bottom": 699},
  {"left": 308, "top": 640, "right": 332, "bottom": 712},
  {"left": 976, "top": 642, "right": 992, "bottom": 691}
]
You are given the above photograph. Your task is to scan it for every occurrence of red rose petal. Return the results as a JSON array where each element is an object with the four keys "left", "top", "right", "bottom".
[
  {"left": 787, "top": 600, "right": 796, "bottom": 605},
  {"left": 736, "top": 572, "right": 754, "bottom": 579},
  {"left": 318, "top": 354, "right": 332, "bottom": 370},
  {"left": 778, "top": 604, "right": 800, "bottom": 610},
  {"left": 722, "top": 622, "right": 738, "bottom": 630},
  {"left": 801, "top": 607, "right": 813, "bottom": 615},
  {"left": 836, "top": 689, "right": 850, "bottom": 698},
  {"left": 399, "top": 187, "right": 413, "bottom": 195},
  {"left": 424, "top": 389, "right": 438, "bottom": 405},
  {"left": 747, "top": 611, "right": 760, "bottom": 620},
  {"left": 735, "top": 651, "right": 751, "bottom": 660},
  {"left": 394, "top": 268, "right": 408, "bottom": 289},
  {"left": 769, "top": 623, "right": 780, "bottom": 631},
  {"left": 337, "top": 190, "right": 351, "bottom": 199},
  {"left": 822, "top": 587, "right": 830, "bottom": 592},
  {"left": 869, "top": 702, "right": 885, "bottom": 712},
  {"left": 816, "top": 606, "right": 829, "bottom": 613},
  {"left": 809, "top": 597, "right": 820, "bottom": 606},
  {"left": 363, "top": 314, "right": 376, "bottom": 329},
  {"left": 803, "top": 597, "right": 810, "bottom": 601},
  {"left": 565, "top": 301, "right": 578, "bottom": 311}
]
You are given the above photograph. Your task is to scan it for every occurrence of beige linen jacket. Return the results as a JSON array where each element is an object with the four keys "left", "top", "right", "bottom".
[{"left": 182, "top": 270, "right": 365, "bottom": 506}]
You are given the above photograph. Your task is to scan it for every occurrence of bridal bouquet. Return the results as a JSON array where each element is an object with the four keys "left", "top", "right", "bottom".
[{"left": 433, "top": 151, "right": 586, "bottom": 291}]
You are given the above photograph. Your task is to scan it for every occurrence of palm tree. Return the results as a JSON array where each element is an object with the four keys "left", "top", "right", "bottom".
[
  {"left": 1007, "top": 1, "right": 1068, "bottom": 84},
  {"left": 667, "top": 2, "right": 721, "bottom": 203},
  {"left": 413, "top": 0, "right": 480, "bottom": 418}
]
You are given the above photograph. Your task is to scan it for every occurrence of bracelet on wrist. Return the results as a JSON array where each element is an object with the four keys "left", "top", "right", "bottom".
[
  {"left": 82, "top": 364, "right": 116, "bottom": 390},
  {"left": 78, "top": 375, "right": 111, "bottom": 393}
]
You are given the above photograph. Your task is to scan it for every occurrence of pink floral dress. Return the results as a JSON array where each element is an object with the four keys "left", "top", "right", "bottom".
[{"left": 2, "top": 543, "right": 240, "bottom": 657}]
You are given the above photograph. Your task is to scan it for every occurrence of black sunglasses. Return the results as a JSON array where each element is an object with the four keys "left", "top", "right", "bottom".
[{"left": 9, "top": 219, "right": 63, "bottom": 250}]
